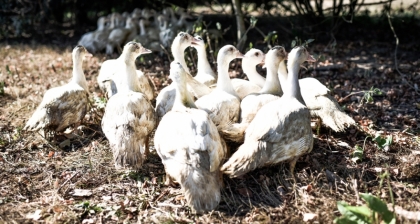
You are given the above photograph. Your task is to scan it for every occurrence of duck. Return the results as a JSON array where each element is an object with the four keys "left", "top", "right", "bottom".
[
  {"left": 221, "top": 46, "right": 315, "bottom": 177},
  {"left": 154, "top": 61, "right": 226, "bottom": 213},
  {"left": 101, "top": 42, "right": 156, "bottom": 169},
  {"left": 90, "top": 14, "right": 117, "bottom": 53},
  {"left": 97, "top": 42, "right": 154, "bottom": 101},
  {"left": 191, "top": 35, "right": 217, "bottom": 86},
  {"left": 159, "top": 12, "right": 193, "bottom": 48},
  {"left": 134, "top": 18, "right": 162, "bottom": 52},
  {"left": 78, "top": 17, "right": 108, "bottom": 53},
  {"left": 155, "top": 32, "right": 211, "bottom": 121},
  {"left": 194, "top": 45, "right": 243, "bottom": 129},
  {"left": 24, "top": 46, "right": 91, "bottom": 134},
  {"left": 230, "top": 48, "right": 266, "bottom": 99},
  {"left": 106, "top": 17, "right": 138, "bottom": 55},
  {"left": 220, "top": 46, "right": 287, "bottom": 143},
  {"left": 280, "top": 73, "right": 356, "bottom": 132}
]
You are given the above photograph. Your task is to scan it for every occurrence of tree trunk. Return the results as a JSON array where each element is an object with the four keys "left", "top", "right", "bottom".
[{"left": 231, "top": 0, "right": 246, "bottom": 51}]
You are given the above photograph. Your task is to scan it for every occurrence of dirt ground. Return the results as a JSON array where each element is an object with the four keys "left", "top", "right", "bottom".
[{"left": 0, "top": 12, "right": 420, "bottom": 223}]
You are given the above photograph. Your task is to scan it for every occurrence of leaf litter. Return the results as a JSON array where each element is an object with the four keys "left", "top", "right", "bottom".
[{"left": 0, "top": 37, "right": 419, "bottom": 223}]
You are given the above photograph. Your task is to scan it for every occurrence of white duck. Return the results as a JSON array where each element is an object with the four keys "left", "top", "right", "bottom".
[
  {"left": 134, "top": 19, "right": 162, "bottom": 52},
  {"left": 78, "top": 17, "right": 108, "bottom": 53},
  {"left": 279, "top": 70, "right": 356, "bottom": 132},
  {"left": 220, "top": 46, "right": 287, "bottom": 143},
  {"left": 24, "top": 46, "right": 91, "bottom": 133},
  {"left": 155, "top": 32, "right": 211, "bottom": 121},
  {"left": 101, "top": 42, "right": 156, "bottom": 169},
  {"left": 221, "top": 46, "right": 315, "bottom": 177},
  {"left": 231, "top": 48, "right": 266, "bottom": 99},
  {"left": 97, "top": 42, "right": 154, "bottom": 101},
  {"left": 106, "top": 17, "right": 138, "bottom": 55},
  {"left": 191, "top": 35, "right": 217, "bottom": 86},
  {"left": 194, "top": 45, "right": 243, "bottom": 129},
  {"left": 154, "top": 61, "right": 226, "bottom": 213}
]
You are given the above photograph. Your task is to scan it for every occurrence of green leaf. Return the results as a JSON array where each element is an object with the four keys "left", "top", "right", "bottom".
[
  {"left": 373, "top": 134, "right": 392, "bottom": 150},
  {"left": 250, "top": 16, "right": 258, "bottom": 27},
  {"left": 291, "top": 40, "right": 296, "bottom": 48},
  {"left": 305, "top": 39, "right": 315, "bottom": 45},
  {"left": 0, "top": 81, "right": 4, "bottom": 95},
  {"left": 6, "top": 65, "right": 11, "bottom": 74},
  {"left": 336, "top": 201, "right": 372, "bottom": 224},
  {"left": 360, "top": 193, "right": 395, "bottom": 224},
  {"left": 249, "top": 42, "right": 253, "bottom": 49},
  {"left": 216, "top": 22, "right": 221, "bottom": 30},
  {"left": 351, "top": 145, "right": 364, "bottom": 163}
]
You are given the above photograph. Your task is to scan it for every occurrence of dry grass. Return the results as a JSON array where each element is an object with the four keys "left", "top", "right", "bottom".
[{"left": 0, "top": 41, "right": 419, "bottom": 223}]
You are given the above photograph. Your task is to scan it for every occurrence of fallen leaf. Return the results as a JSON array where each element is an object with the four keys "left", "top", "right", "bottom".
[
  {"left": 373, "top": 167, "right": 383, "bottom": 172},
  {"left": 48, "top": 151, "right": 54, "bottom": 158},
  {"left": 53, "top": 205, "right": 63, "bottom": 213},
  {"left": 82, "top": 218, "right": 96, "bottom": 224},
  {"left": 303, "top": 213, "right": 318, "bottom": 221},
  {"left": 102, "top": 196, "right": 112, "bottom": 201},
  {"left": 26, "top": 209, "right": 42, "bottom": 220},
  {"left": 72, "top": 189, "right": 92, "bottom": 197}
]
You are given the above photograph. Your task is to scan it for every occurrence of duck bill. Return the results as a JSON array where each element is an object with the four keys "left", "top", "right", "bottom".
[
  {"left": 259, "top": 56, "right": 266, "bottom": 66},
  {"left": 141, "top": 47, "right": 152, "bottom": 54},
  {"left": 236, "top": 51, "right": 245, "bottom": 59},
  {"left": 307, "top": 54, "right": 316, "bottom": 62},
  {"left": 190, "top": 39, "right": 199, "bottom": 46}
]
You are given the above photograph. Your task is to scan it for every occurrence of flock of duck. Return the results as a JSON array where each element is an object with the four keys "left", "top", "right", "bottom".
[
  {"left": 24, "top": 31, "right": 355, "bottom": 213},
  {"left": 78, "top": 8, "right": 194, "bottom": 54}
]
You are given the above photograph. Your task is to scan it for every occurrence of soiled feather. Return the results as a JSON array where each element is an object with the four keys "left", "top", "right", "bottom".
[
  {"left": 299, "top": 78, "right": 355, "bottom": 132},
  {"left": 155, "top": 108, "right": 225, "bottom": 213},
  {"left": 221, "top": 98, "right": 313, "bottom": 177},
  {"left": 102, "top": 91, "right": 156, "bottom": 169},
  {"left": 24, "top": 84, "right": 89, "bottom": 132}
]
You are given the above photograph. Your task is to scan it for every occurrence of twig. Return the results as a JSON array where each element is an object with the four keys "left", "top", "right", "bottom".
[
  {"left": 160, "top": 44, "right": 172, "bottom": 63},
  {"left": 338, "top": 90, "right": 368, "bottom": 103},
  {"left": 386, "top": 11, "right": 420, "bottom": 96},
  {"left": 57, "top": 171, "right": 79, "bottom": 192}
]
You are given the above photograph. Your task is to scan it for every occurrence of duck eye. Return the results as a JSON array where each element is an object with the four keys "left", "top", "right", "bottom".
[
  {"left": 255, "top": 52, "right": 259, "bottom": 56},
  {"left": 229, "top": 47, "right": 233, "bottom": 51}
]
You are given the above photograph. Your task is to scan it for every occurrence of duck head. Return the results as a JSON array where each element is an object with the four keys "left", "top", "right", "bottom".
[
  {"left": 73, "top": 45, "right": 92, "bottom": 62},
  {"left": 169, "top": 61, "right": 186, "bottom": 83},
  {"left": 288, "top": 46, "right": 316, "bottom": 66},
  {"left": 265, "top": 46, "right": 287, "bottom": 69},
  {"left": 191, "top": 35, "right": 205, "bottom": 49},
  {"left": 217, "top": 45, "right": 244, "bottom": 64},
  {"left": 122, "top": 42, "right": 152, "bottom": 60},
  {"left": 171, "top": 32, "right": 194, "bottom": 52},
  {"left": 243, "top": 48, "right": 265, "bottom": 66}
]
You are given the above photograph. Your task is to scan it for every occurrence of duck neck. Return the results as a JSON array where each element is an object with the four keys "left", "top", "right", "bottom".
[
  {"left": 216, "top": 58, "right": 237, "bottom": 97},
  {"left": 118, "top": 54, "right": 138, "bottom": 92},
  {"left": 259, "top": 61, "right": 282, "bottom": 96},
  {"left": 286, "top": 61, "right": 305, "bottom": 104},
  {"left": 277, "top": 60, "right": 288, "bottom": 94},
  {"left": 98, "top": 20, "right": 105, "bottom": 30},
  {"left": 173, "top": 78, "right": 197, "bottom": 110},
  {"left": 173, "top": 46, "right": 190, "bottom": 74},
  {"left": 139, "top": 20, "right": 146, "bottom": 36},
  {"left": 196, "top": 46, "right": 215, "bottom": 77},
  {"left": 71, "top": 57, "right": 88, "bottom": 92},
  {"left": 242, "top": 60, "right": 265, "bottom": 88}
]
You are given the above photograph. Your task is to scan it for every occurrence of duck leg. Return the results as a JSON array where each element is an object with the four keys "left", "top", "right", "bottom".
[
  {"left": 289, "top": 156, "right": 299, "bottom": 176},
  {"left": 164, "top": 173, "right": 177, "bottom": 187}
]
